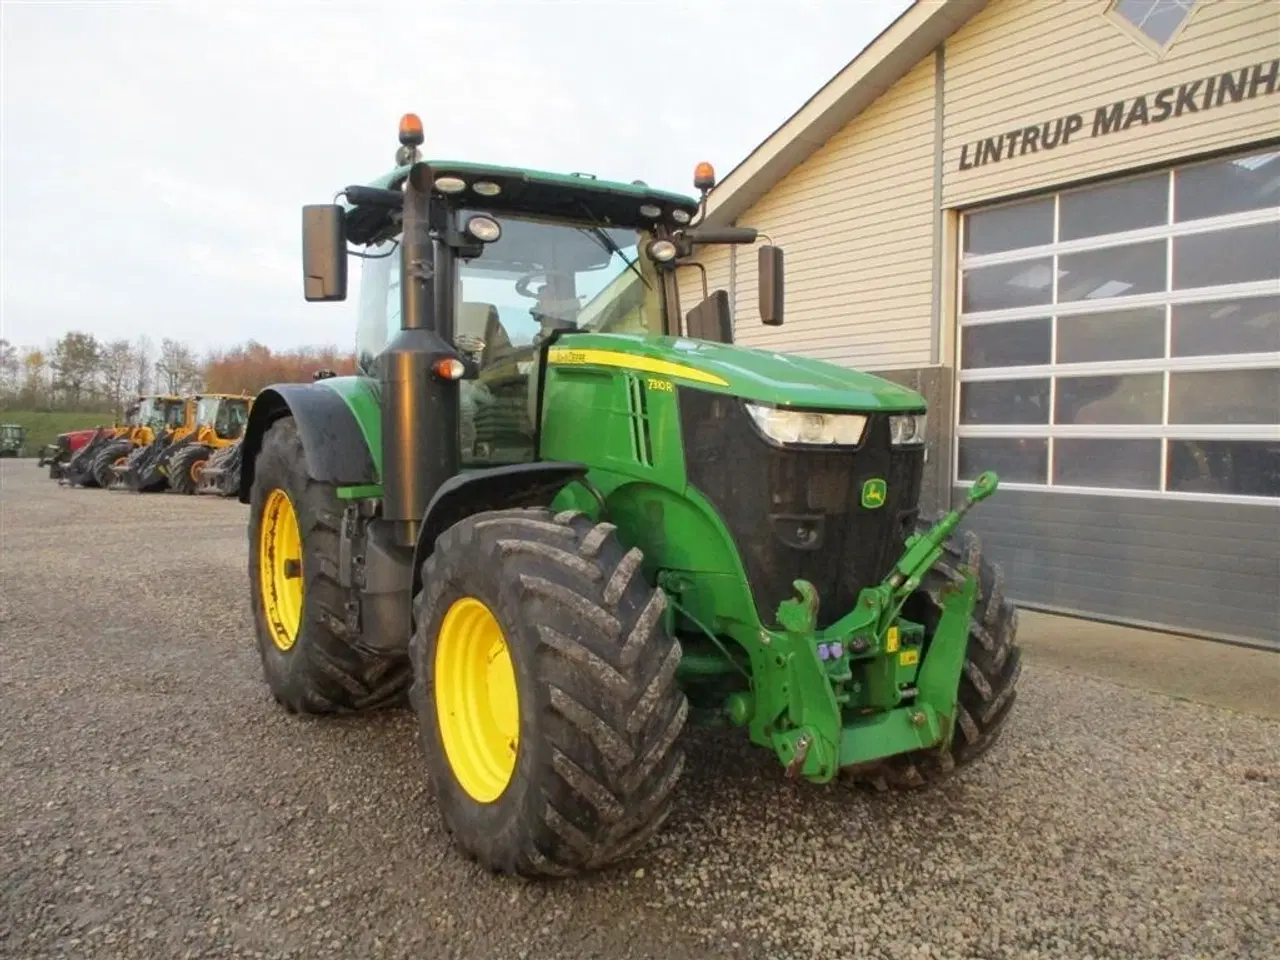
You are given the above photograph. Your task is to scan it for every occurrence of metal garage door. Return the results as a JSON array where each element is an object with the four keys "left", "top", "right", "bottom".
[{"left": 950, "top": 143, "right": 1280, "bottom": 649}]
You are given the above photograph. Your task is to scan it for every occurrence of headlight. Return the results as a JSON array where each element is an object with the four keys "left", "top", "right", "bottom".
[
  {"left": 464, "top": 215, "right": 502, "bottom": 243},
  {"left": 646, "top": 239, "right": 678, "bottom": 262},
  {"left": 889, "top": 413, "right": 927, "bottom": 446},
  {"left": 745, "top": 403, "right": 868, "bottom": 446}
]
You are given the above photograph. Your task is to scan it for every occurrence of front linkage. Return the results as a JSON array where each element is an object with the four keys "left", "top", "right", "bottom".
[
  {"left": 740, "top": 472, "right": 1001, "bottom": 784},
  {"left": 194, "top": 439, "right": 243, "bottom": 497},
  {"left": 112, "top": 432, "right": 188, "bottom": 492}
]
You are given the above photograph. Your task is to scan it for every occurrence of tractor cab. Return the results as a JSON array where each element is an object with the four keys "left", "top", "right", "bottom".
[{"left": 194, "top": 394, "right": 251, "bottom": 443}]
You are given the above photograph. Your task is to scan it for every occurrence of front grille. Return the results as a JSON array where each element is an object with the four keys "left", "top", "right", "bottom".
[{"left": 678, "top": 387, "right": 924, "bottom": 629}]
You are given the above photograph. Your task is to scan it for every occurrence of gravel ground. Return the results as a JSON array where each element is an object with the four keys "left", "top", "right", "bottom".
[{"left": 2, "top": 459, "right": 1277, "bottom": 960}]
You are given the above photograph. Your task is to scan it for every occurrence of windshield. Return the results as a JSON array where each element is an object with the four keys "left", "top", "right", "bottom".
[
  {"left": 453, "top": 213, "right": 663, "bottom": 354},
  {"left": 163, "top": 400, "right": 186, "bottom": 428},
  {"left": 196, "top": 398, "right": 220, "bottom": 427},
  {"left": 219, "top": 399, "right": 249, "bottom": 439},
  {"left": 135, "top": 399, "right": 159, "bottom": 428},
  {"left": 356, "top": 214, "right": 663, "bottom": 374}
]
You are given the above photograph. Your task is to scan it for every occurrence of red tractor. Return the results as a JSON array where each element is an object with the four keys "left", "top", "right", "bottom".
[{"left": 38, "top": 428, "right": 100, "bottom": 480}]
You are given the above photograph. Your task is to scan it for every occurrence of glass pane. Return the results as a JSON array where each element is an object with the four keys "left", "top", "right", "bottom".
[
  {"left": 1167, "top": 440, "right": 1280, "bottom": 498},
  {"left": 1136, "top": 0, "right": 1194, "bottom": 44},
  {"left": 1171, "top": 296, "right": 1280, "bottom": 357},
  {"left": 1173, "top": 223, "right": 1280, "bottom": 290},
  {"left": 960, "top": 379, "right": 1051, "bottom": 424},
  {"left": 960, "top": 319, "right": 1051, "bottom": 369},
  {"left": 1059, "top": 173, "right": 1168, "bottom": 241},
  {"left": 1054, "top": 438, "right": 1161, "bottom": 489},
  {"left": 356, "top": 237, "right": 398, "bottom": 374},
  {"left": 1056, "top": 307, "right": 1166, "bottom": 364},
  {"left": 1057, "top": 240, "right": 1167, "bottom": 301},
  {"left": 963, "top": 197, "right": 1054, "bottom": 255},
  {"left": 1168, "top": 369, "right": 1280, "bottom": 424},
  {"left": 1175, "top": 149, "right": 1280, "bottom": 222},
  {"left": 962, "top": 258, "right": 1054, "bottom": 313},
  {"left": 958, "top": 438, "right": 1048, "bottom": 484},
  {"left": 1054, "top": 373, "right": 1164, "bottom": 425}
]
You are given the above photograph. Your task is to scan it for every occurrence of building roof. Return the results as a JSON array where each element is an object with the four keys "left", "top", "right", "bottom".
[{"left": 703, "top": 0, "right": 990, "bottom": 226}]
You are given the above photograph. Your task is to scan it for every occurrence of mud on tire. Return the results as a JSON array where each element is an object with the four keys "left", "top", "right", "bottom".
[
  {"left": 248, "top": 416, "right": 412, "bottom": 714},
  {"left": 409, "top": 507, "right": 688, "bottom": 878},
  {"left": 851, "top": 521, "right": 1022, "bottom": 790}
]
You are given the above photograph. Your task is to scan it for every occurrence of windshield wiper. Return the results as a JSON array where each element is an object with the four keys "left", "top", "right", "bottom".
[{"left": 575, "top": 203, "right": 650, "bottom": 290}]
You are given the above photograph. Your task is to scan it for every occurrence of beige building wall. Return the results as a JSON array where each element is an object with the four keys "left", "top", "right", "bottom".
[
  {"left": 695, "top": 54, "right": 939, "bottom": 371},
  {"left": 943, "top": 0, "right": 1280, "bottom": 207},
  {"left": 675, "top": 244, "right": 731, "bottom": 323}
]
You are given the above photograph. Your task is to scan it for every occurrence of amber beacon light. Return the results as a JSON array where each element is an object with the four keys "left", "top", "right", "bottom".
[
  {"left": 693, "top": 161, "right": 716, "bottom": 192},
  {"left": 399, "top": 113, "right": 424, "bottom": 146}
]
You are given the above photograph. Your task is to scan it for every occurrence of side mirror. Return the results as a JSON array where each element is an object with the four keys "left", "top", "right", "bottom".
[
  {"left": 302, "top": 204, "right": 348, "bottom": 302},
  {"left": 759, "top": 245, "right": 784, "bottom": 326}
]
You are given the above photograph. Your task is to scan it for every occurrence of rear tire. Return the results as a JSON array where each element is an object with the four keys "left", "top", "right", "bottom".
[
  {"left": 169, "top": 443, "right": 213, "bottom": 495},
  {"left": 409, "top": 507, "right": 688, "bottom": 878},
  {"left": 248, "top": 416, "right": 412, "bottom": 714},
  {"left": 850, "top": 522, "right": 1022, "bottom": 790}
]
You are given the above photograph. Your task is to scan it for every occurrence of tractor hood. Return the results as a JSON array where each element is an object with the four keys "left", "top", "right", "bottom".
[{"left": 548, "top": 333, "right": 926, "bottom": 411}]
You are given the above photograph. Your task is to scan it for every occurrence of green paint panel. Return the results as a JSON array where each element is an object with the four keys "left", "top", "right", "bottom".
[
  {"left": 546, "top": 332, "right": 927, "bottom": 411},
  {"left": 316, "top": 375, "right": 383, "bottom": 480},
  {"left": 337, "top": 483, "right": 384, "bottom": 500}
]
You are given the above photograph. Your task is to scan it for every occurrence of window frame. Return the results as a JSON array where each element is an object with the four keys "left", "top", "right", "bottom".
[
  {"left": 953, "top": 147, "right": 1280, "bottom": 507},
  {"left": 1105, "top": 0, "right": 1199, "bottom": 56}
]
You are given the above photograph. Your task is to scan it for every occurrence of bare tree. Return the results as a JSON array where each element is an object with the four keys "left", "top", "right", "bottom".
[
  {"left": 99, "top": 339, "right": 135, "bottom": 418},
  {"left": 0, "top": 339, "right": 19, "bottom": 403},
  {"left": 132, "top": 335, "right": 153, "bottom": 395},
  {"left": 154, "top": 337, "right": 202, "bottom": 394}
]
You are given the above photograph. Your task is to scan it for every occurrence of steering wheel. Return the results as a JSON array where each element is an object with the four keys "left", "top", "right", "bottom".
[{"left": 515, "top": 272, "right": 550, "bottom": 299}]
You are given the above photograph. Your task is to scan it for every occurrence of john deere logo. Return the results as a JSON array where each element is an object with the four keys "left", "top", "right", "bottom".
[{"left": 861, "top": 478, "right": 887, "bottom": 509}]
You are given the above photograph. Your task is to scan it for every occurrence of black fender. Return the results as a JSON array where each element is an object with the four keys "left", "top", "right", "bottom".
[
  {"left": 409, "top": 461, "right": 590, "bottom": 602},
  {"left": 237, "top": 383, "right": 378, "bottom": 503}
]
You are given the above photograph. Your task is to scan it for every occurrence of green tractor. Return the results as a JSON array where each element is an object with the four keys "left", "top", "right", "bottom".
[
  {"left": 0, "top": 423, "right": 26, "bottom": 458},
  {"left": 237, "top": 114, "right": 1021, "bottom": 879}
]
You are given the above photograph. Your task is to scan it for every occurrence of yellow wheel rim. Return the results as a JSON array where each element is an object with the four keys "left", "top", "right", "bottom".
[
  {"left": 190, "top": 459, "right": 206, "bottom": 483},
  {"left": 434, "top": 597, "right": 520, "bottom": 803},
  {"left": 259, "top": 488, "right": 304, "bottom": 652}
]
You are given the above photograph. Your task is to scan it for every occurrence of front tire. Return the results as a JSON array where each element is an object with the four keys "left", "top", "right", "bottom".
[
  {"left": 409, "top": 507, "right": 688, "bottom": 878},
  {"left": 852, "top": 523, "right": 1022, "bottom": 790},
  {"left": 248, "top": 416, "right": 412, "bottom": 714},
  {"left": 92, "top": 439, "right": 133, "bottom": 490},
  {"left": 169, "top": 443, "right": 213, "bottom": 495}
]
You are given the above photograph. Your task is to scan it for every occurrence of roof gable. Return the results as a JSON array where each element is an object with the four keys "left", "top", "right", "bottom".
[{"left": 704, "top": 0, "right": 989, "bottom": 226}]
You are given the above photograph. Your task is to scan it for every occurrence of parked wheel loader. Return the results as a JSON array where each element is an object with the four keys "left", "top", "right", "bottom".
[
  {"left": 107, "top": 395, "right": 204, "bottom": 492},
  {"left": 162, "top": 393, "right": 253, "bottom": 494},
  {"left": 236, "top": 115, "right": 1022, "bottom": 879},
  {"left": 194, "top": 437, "right": 245, "bottom": 497}
]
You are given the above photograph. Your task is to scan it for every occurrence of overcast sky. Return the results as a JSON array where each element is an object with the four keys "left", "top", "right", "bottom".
[{"left": 2, "top": 0, "right": 909, "bottom": 356}]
